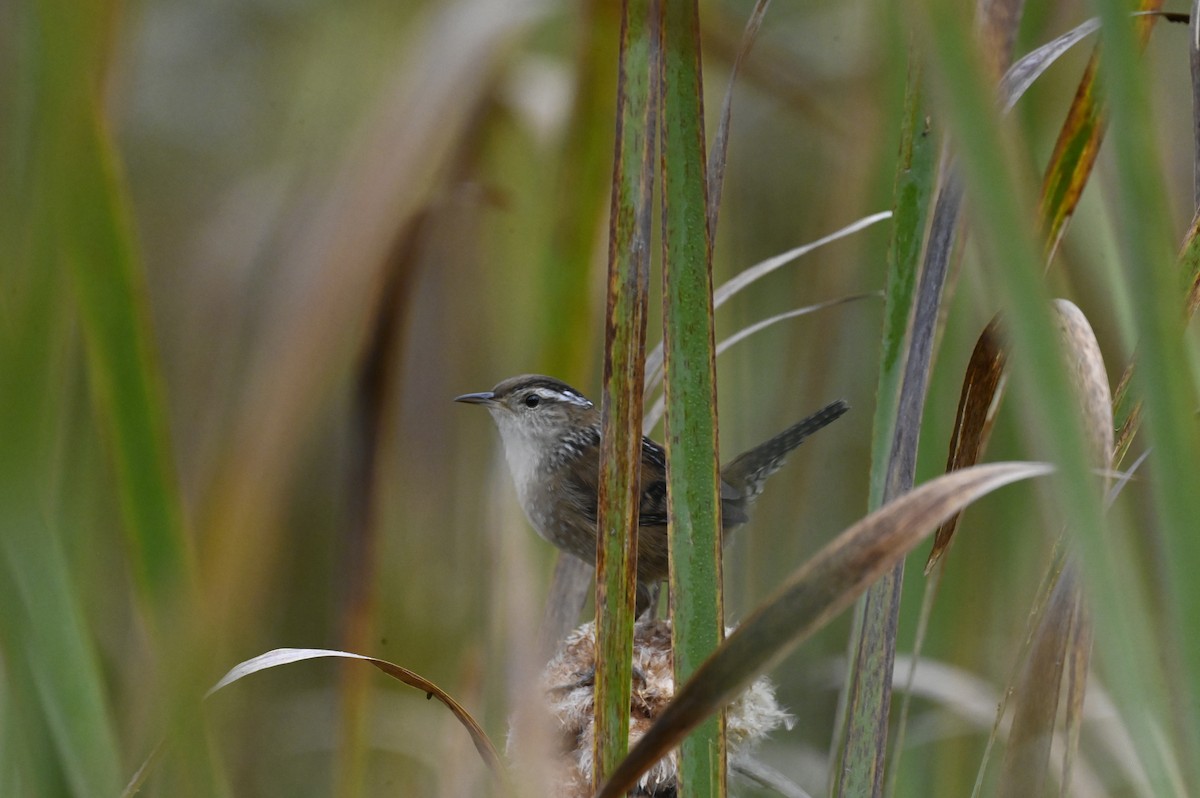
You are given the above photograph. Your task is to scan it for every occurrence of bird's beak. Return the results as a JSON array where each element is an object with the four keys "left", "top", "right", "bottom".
[{"left": 454, "top": 391, "right": 496, "bottom": 405}]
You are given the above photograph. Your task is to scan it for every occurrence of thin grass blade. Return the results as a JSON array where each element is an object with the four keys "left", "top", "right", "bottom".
[
  {"left": 0, "top": 1, "right": 166, "bottom": 792},
  {"left": 1, "top": 99, "right": 124, "bottom": 789},
  {"left": 1061, "top": 581, "right": 1095, "bottom": 797},
  {"left": 64, "top": 101, "right": 195, "bottom": 622},
  {"left": 712, "top": 213, "right": 891, "bottom": 309},
  {"left": 998, "top": 19, "right": 1101, "bottom": 114},
  {"left": 34, "top": 0, "right": 196, "bottom": 628},
  {"left": 207, "top": 648, "right": 504, "bottom": 777},
  {"left": 732, "top": 759, "right": 814, "bottom": 798},
  {"left": 0, "top": 478, "right": 124, "bottom": 797},
  {"left": 643, "top": 292, "right": 880, "bottom": 431},
  {"left": 1182, "top": 213, "right": 1200, "bottom": 319},
  {"left": 1036, "top": 3, "right": 1162, "bottom": 261},
  {"left": 1113, "top": 206, "right": 1200, "bottom": 465},
  {"left": 707, "top": 0, "right": 771, "bottom": 237},
  {"left": 885, "top": 655, "right": 1114, "bottom": 795},
  {"left": 971, "top": 543, "right": 1068, "bottom": 798},
  {"left": 642, "top": 211, "right": 891, "bottom": 400},
  {"left": 0, "top": 196, "right": 123, "bottom": 798},
  {"left": 1191, "top": 0, "right": 1199, "bottom": 207}
]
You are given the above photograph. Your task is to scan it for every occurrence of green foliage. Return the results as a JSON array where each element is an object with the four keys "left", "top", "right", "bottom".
[
  {"left": 658, "top": 1, "right": 726, "bottom": 793},
  {"left": 592, "top": 0, "right": 655, "bottom": 785},
  {"left": 4, "top": 0, "right": 1198, "bottom": 795}
]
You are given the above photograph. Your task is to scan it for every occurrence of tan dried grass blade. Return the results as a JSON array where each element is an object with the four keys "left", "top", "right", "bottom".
[{"left": 208, "top": 648, "right": 504, "bottom": 777}]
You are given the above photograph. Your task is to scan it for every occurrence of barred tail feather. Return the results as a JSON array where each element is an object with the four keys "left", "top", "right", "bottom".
[{"left": 721, "top": 399, "right": 849, "bottom": 501}]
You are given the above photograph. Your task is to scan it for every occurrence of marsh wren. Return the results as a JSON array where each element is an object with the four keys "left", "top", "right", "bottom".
[{"left": 456, "top": 375, "right": 847, "bottom": 610}]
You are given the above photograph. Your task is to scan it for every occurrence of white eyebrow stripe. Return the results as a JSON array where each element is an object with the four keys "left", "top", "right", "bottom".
[{"left": 533, "top": 387, "right": 592, "bottom": 407}]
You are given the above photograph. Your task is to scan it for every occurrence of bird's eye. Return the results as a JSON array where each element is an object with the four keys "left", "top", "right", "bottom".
[{"left": 524, "top": 394, "right": 541, "bottom": 408}]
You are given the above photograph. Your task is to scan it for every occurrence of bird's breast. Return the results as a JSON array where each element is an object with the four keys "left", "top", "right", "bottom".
[{"left": 519, "top": 478, "right": 598, "bottom": 564}]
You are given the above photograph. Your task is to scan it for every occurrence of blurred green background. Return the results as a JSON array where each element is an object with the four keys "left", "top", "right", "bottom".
[{"left": 2, "top": 0, "right": 1196, "bottom": 795}]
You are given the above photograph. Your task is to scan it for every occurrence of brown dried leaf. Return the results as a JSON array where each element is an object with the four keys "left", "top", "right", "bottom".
[{"left": 925, "top": 316, "right": 1009, "bottom": 573}]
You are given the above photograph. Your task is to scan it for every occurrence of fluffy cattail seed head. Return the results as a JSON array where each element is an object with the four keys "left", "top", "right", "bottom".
[{"left": 523, "top": 618, "right": 793, "bottom": 797}]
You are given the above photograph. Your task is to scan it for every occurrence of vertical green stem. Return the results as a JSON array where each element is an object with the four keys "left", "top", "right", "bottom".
[
  {"left": 831, "top": 53, "right": 934, "bottom": 797},
  {"left": 593, "top": 0, "right": 656, "bottom": 786},
  {"left": 659, "top": 1, "right": 726, "bottom": 795}
]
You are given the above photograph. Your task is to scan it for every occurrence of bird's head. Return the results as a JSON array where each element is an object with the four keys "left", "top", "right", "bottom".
[{"left": 455, "top": 374, "right": 599, "bottom": 482}]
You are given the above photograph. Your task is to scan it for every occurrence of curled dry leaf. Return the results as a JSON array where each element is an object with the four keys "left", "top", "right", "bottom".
[
  {"left": 207, "top": 648, "right": 505, "bottom": 777},
  {"left": 927, "top": 300, "right": 1111, "bottom": 575},
  {"left": 925, "top": 315, "right": 1009, "bottom": 573}
]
